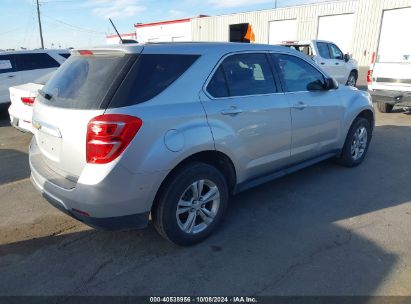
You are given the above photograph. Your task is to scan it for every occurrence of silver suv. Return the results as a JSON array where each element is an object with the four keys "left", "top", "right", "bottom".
[{"left": 29, "top": 43, "right": 375, "bottom": 245}]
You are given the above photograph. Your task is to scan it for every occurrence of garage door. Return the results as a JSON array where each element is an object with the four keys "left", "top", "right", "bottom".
[
  {"left": 317, "top": 14, "right": 354, "bottom": 54},
  {"left": 378, "top": 7, "right": 411, "bottom": 62},
  {"left": 268, "top": 19, "right": 297, "bottom": 44}
]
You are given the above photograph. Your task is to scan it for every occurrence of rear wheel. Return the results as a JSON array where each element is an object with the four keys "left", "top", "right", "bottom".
[
  {"left": 152, "top": 162, "right": 229, "bottom": 246},
  {"left": 377, "top": 101, "right": 394, "bottom": 113},
  {"left": 337, "top": 117, "right": 371, "bottom": 167}
]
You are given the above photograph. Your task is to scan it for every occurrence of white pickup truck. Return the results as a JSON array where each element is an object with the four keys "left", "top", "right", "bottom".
[
  {"left": 281, "top": 40, "right": 359, "bottom": 87},
  {"left": 368, "top": 59, "right": 411, "bottom": 113}
]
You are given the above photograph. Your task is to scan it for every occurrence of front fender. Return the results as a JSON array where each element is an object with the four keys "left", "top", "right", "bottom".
[{"left": 337, "top": 87, "right": 375, "bottom": 148}]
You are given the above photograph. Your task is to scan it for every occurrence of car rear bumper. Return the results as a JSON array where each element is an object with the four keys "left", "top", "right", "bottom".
[
  {"left": 369, "top": 89, "right": 411, "bottom": 106},
  {"left": 29, "top": 138, "right": 167, "bottom": 230},
  {"left": 8, "top": 104, "right": 33, "bottom": 133}
]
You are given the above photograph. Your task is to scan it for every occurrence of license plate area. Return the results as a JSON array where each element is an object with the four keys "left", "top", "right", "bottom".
[{"left": 38, "top": 131, "right": 62, "bottom": 162}]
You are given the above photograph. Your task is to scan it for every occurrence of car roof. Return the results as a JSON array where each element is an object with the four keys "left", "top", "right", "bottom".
[
  {"left": 83, "top": 42, "right": 295, "bottom": 56},
  {"left": 281, "top": 40, "right": 333, "bottom": 45},
  {"left": 0, "top": 49, "right": 69, "bottom": 55}
]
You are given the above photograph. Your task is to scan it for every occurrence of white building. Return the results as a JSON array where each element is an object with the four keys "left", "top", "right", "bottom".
[
  {"left": 135, "top": 17, "right": 205, "bottom": 43},
  {"left": 105, "top": 0, "right": 411, "bottom": 85},
  {"left": 191, "top": 0, "right": 411, "bottom": 85}
]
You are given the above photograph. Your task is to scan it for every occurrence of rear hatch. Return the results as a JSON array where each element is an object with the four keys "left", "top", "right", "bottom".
[{"left": 32, "top": 47, "right": 141, "bottom": 180}]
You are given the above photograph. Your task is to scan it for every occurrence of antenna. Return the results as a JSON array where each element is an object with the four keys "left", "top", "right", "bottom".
[{"left": 109, "top": 18, "right": 124, "bottom": 44}]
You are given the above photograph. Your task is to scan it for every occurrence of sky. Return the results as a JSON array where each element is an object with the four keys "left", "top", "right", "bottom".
[{"left": 0, "top": 0, "right": 334, "bottom": 50}]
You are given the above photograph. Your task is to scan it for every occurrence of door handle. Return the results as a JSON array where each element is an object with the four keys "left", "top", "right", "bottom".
[
  {"left": 292, "top": 101, "right": 308, "bottom": 110},
  {"left": 7, "top": 75, "right": 15, "bottom": 78},
  {"left": 320, "top": 62, "right": 325, "bottom": 65},
  {"left": 335, "top": 62, "right": 340, "bottom": 65},
  {"left": 221, "top": 106, "right": 243, "bottom": 116}
]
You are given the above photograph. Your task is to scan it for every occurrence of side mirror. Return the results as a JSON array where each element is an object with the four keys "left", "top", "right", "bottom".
[
  {"left": 307, "top": 80, "right": 326, "bottom": 91},
  {"left": 344, "top": 54, "right": 351, "bottom": 62},
  {"left": 326, "top": 77, "right": 338, "bottom": 90}
]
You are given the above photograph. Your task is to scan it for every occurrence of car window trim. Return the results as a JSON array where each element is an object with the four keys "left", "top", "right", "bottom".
[
  {"left": 203, "top": 51, "right": 283, "bottom": 100},
  {"left": 270, "top": 52, "right": 331, "bottom": 93}
]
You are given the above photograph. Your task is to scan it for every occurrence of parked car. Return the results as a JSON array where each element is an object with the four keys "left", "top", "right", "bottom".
[
  {"left": 8, "top": 72, "right": 54, "bottom": 133},
  {"left": 368, "top": 59, "right": 411, "bottom": 113},
  {"left": 0, "top": 49, "right": 69, "bottom": 105},
  {"left": 29, "top": 43, "right": 374, "bottom": 245},
  {"left": 281, "top": 40, "right": 359, "bottom": 87}
]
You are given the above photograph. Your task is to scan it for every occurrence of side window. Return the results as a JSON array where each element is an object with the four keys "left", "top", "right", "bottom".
[
  {"left": 15, "top": 53, "right": 60, "bottom": 71},
  {"left": 0, "top": 55, "right": 16, "bottom": 74},
  {"left": 274, "top": 54, "right": 326, "bottom": 92},
  {"left": 110, "top": 54, "right": 200, "bottom": 107},
  {"left": 207, "top": 66, "right": 229, "bottom": 98},
  {"left": 209, "top": 53, "right": 276, "bottom": 97},
  {"left": 59, "top": 53, "right": 71, "bottom": 59},
  {"left": 317, "top": 42, "right": 331, "bottom": 59},
  {"left": 329, "top": 44, "right": 344, "bottom": 60}
]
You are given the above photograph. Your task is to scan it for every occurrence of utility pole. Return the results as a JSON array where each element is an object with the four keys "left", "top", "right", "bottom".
[
  {"left": 274, "top": 0, "right": 278, "bottom": 8},
  {"left": 36, "top": 0, "right": 45, "bottom": 49}
]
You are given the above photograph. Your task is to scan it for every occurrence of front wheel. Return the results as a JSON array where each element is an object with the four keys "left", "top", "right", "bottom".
[
  {"left": 346, "top": 71, "right": 357, "bottom": 87},
  {"left": 337, "top": 117, "right": 372, "bottom": 167},
  {"left": 152, "top": 162, "right": 229, "bottom": 246}
]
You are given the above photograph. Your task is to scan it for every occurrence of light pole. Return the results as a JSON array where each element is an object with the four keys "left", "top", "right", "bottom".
[{"left": 36, "top": 0, "right": 45, "bottom": 49}]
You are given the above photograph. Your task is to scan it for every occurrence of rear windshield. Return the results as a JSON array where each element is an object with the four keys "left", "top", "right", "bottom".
[
  {"left": 39, "top": 53, "right": 134, "bottom": 109},
  {"left": 109, "top": 54, "right": 200, "bottom": 108}
]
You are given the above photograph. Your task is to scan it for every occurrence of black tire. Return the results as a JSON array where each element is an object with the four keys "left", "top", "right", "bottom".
[
  {"left": 152, "top": 162, "right": 229, "bottom": 246},
  {"left": 337, "top": 117, "right": 372, "bottom": 167},
  {"left": 346, "top": 71, "right": 357, "bottom": 87},
  {"left": 377, "top": 101, "right": 394, "bottom": 113}
]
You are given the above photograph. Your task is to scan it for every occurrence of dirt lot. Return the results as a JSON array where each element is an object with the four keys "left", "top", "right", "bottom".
[{"left": 0, "top": 106, "right": 410, "bottom": 296}]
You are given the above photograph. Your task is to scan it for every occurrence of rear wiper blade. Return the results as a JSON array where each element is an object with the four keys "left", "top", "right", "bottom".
[{"left": 38, "top": 89, "right": 53, "bottom": 101}]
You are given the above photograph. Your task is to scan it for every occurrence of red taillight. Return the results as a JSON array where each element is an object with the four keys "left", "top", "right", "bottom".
[
  {"left": 367, "top": 70, "right": 373, "bottom": 85},
  {"left": 86, "top": 114, "right": 142, "bottom": 164},
  {"left": 78, "top": 50, "right": 93, "bottom": 56},
  {"left": 21, "top": 97, "right": 35, "bottom": 106}
]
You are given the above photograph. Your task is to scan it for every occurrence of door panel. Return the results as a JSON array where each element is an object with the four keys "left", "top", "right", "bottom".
[
  {"left": 329, "top": 43, "right": 347, "bottom": 83},
  {"left": 272, "top": 53, "right": 344, "bottom": 163},
  {"left": 287, "top": 91, "right": 343, "bottom": 162},
  {"left": 201, "top": 53, "right": 292, "bottom": 182}
]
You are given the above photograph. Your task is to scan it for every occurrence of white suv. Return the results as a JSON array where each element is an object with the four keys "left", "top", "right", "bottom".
[
  {"left": 0, "top": 49, "right": 69, "bottom": 104},
  {"left": 282, "top": 40, "right": 359, "bottom": 86}
]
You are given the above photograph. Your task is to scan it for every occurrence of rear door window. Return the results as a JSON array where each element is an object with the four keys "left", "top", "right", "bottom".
[
  {"left": 317, "top": 42, "right": 331, "bottom": 59},
  {"left": 206, "top": 66, "right": 229, "bottom": 98},
  {"left": 207, "top": 53, "right": 276, "bottom": 98},
  {"left": 15, "top": 53, "right": 60, "bottom": 71},
  {"left": 39, "top": 53, "right": 135, "bottom": 109},
  {"left": 110, "top": 54, "right": 200, "bottom": 108},
  {"left": 0, "top": 55, "right": 16, "bottom": 74}
]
